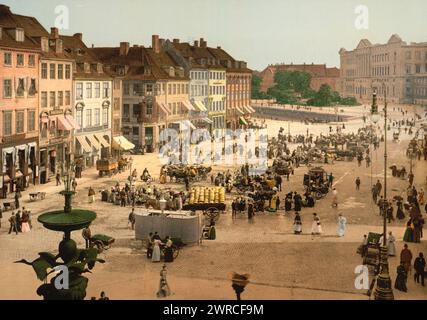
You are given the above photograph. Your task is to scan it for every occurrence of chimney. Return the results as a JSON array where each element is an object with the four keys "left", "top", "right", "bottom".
[
  {"left": 159, "top": 38, "right": 165, "bottom": 47},
  {"left": 73, "top": 33, "right": 82, "bottom": 41},
  {"left": 200, "top": 38, "right": 207, "bottom": 48},
  {"left": 120, "top": 42, "right": 130, "bottom": 56},
  {"left": 173, "top": 38, "right": 180, "bottom": 44},
  {"left": 50, "top": 27, "right": 59, "bottom": 39},
  {"left": 194, "top": 40, "right": 199, "bottom": 47},
  {"left": 152, "top": 35, "right": 160, "bottom": 53},
  {"left": 0, "top": 5, "right": 11, "bottom": 14}
]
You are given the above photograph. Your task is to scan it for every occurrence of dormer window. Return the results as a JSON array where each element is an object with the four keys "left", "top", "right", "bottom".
[
  {"left": 15, "top": 28, "right": 24, "bottom": 42},
  {"left": 118, "top": 66, "right": 126, "bottom": 76},
  {"left": 97, "top": 63, "right": 103, "bottom": 73},
  {"left": 84, "top": 63, "right": 90, "bottom": 73}
]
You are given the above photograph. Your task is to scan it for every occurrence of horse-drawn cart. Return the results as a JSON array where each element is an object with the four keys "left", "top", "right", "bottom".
[{"left": 96, "top": 159, "right": 118, "bottom": 177}]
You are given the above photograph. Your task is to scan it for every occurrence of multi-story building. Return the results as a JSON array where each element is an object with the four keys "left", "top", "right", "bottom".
[
  {"left": 207, "top": 46, "right": 253, "bottom": 130},
  {"left": 0, "top": 5, "right": 40, "bottom": 197},
  {"left": 36, "top": 27, "right": 76, "bottom": 184},
  {"left": 339, "top": 34, "right": 427, "bottom": 105},
  {"left": 259, "top": 63, "right": 340, "bottom": 93},
  {"left": 60, "top": 33, "right": 113, "bottom": 169}
]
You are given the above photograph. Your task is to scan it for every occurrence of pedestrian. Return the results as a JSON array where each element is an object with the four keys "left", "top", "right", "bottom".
[
  {"left": 72, "top": 178, "right": 77, "bottom": 192},
  {"left": 275, "top": 175, "right": 282, "bottom": 192},
  {"left": 394, "top": 261, "right": 408, "bottom": 292},
  {"left": 82, "top": 226, "right": 91, "bottom": 249},
  {"left": 128, "top": 208, "right": 136, "bottom": 230},
  {"left": 355, "top": 177, "right": 361, "bottom": 190},
  {"left": 163, "top": 236, "right": 174, "bottom": 263},
  {"left": 331, "top": 188, "right": 338, "bottom": 208},
  {"left": 357, "top": 235, "right": 368, "bottom": 257},
  {"left": 14, "top": 191, "right": 20, "bottom": 210},
  {"left": 0, "top": 209, "right": 2, "bottom": 229},
  {"left": 386, "top": 204, "right": 394, "bottom": 223},
  {"left": 8, "top": 212, "right": 18, "bottom": 235},
  {"left": 15, "top": 210, "right": 21, "bottom": 232},
  {"left": 414, "top": 252, "right": 425, "bottom": 287},
  {"left": 56, "top": 172, "right": 61, "bottom": 186},
  {"left": 88, "top": 187, "right": 96, "bottom": 203},
  {"left": 375, "top": 180, "right": 382, "bottom": 196},
  {"left": 293, "top": 212, "right": 302, "bottom": 234},
  {"left": 98, "top": 291, "right": 109, "bottom": 300},
  {"left": 146, "top": 232, "right": 153, "bottom": 259},
  {"left": 156, "top": 265, "right": 171, "bottom": 298},
  {"left": 387, "top": 231, "right": 396, "bottom": 256},
  {"left": 152, "top": 238, "right": 162, "bottom": 262},
  {"left": 403, "top": 220, "right": 414, "bottom": 242},
  {"left": 337, "top": 213, "right": 347, "bottom": 237},
  {"left": 372, "top": 185, "right": 378, "bottom": 203},
  {"left": 400, "top": 244, "right": 413, "bottom": 275},
  {"left": 311, "top": 213, "right": 322, "bottom": 236},
  {"left": 328, "top": 173, "right": 334, "bottom": 188},
  {"left": 247, "top": 201, "right": 254, "bottom": 222}
]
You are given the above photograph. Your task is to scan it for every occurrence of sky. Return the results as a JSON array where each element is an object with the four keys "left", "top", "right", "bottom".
[{"left": 2, "top": 0, "right": 427, "bottom": 71}]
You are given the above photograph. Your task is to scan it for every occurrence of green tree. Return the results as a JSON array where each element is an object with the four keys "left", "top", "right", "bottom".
[{"left": 251, "top": 74, "right": 270, "bottom": 99}]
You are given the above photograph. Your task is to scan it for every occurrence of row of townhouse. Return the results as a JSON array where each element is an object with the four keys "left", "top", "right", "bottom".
[
  {"left": 0, "top": 5, "right": 133, "bottom": 197},
  {"left": 92, "top": 36, "right": 253, "bottom": 153}
]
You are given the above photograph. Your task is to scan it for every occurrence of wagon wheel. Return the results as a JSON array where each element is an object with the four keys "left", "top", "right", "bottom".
[{"left": 205, "top": 207, "right": 220, "bottom": 221}]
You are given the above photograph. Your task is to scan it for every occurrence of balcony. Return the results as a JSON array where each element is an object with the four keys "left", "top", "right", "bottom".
[{"left": 77, "top": 124, "right": 109, "bottom": 133}]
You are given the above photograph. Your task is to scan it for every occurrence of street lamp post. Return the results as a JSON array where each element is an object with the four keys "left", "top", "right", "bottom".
[{"left": 371, "top": 86, "right": 394, "bottom": 300}]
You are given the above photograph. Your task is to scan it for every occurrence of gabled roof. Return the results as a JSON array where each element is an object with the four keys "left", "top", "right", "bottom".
[
  {"left": 387, "top": 34, "right": 403, "bottom": 44},
  {"left": 356, "top": 39, "right": 372, "bottom": 49}
]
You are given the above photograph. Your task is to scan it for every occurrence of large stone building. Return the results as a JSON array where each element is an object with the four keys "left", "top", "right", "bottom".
[
  {"left": 0, "top": 5, "right": 40, "bottom": 197},
  {"left": 258, "top": 63, "right": 339, "bottom": 93},
  {"left": 339, "top": 34, "right": 427, "bottom": 105}
]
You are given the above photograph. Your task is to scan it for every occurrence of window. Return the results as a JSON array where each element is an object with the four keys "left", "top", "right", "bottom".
[
  {"left": 17, "top": 54, "right": 24, "bottom": 66},
  {"left": 133, "top": 104, "right": 141, "bottom": 117},
  {"left": 76, "top": 110, "right": 83, "bottom": 128},
  {"left": 50, "top": 91, "right": 56, "bottom": 107},
  {"left": 4, "top": 52, "right": 12, "bottom": 65},
  {"left": 168, "top": 84, "right": 172, "bottom": 95},
  {"left": 406, "top": 51, "right": 412, "bottom": 60},
  {"left": 16, "top": 78, "right": 25, "bottom": 97},
  {"left": 41, "top": 63, "right": 48, "bottom": 79},
  {"left": 76, "top": 82, "right": 83, "bottom": 100},
  {"left": 146, "top": 100, "right": 153, "bottom": 115},
  {"left": 173, "top": 84, "right": 177, "bottom": 95},
  {"left": 94, "top": 82, "right": 101, "bottom": 98},
  {"left": 65, "top": 91, "right": 70, "bottom": 105},
  {"left": 415, "top": 64, "right": 421, "bottom": 74},
  {"left": 123, "top": 82, "right": 130, "bottom": 95},
  {"left": 86, "top": 83, "right": 92, "bottom": 98},
  {"left": 86, "top": 109, "right": 92, "bottom": 127},
  {"left": 65, "top": 64, "right": 71, "bottom": 79},
  {"left": 16, "top": 29, "right": 24, "bottom": 42},
  {"left": 3, "top": 111, "right": 12, "bottom": 136},
  {"left": 415, "top": 51, "right": 421, "bottom": 60},
  {"left": 58, "top": 91, "right": 64, "bottom": 106},
  {"left": 94, "top": 108, "right": 100, "bottom": 126},
  {"left": 50, "top": 63, "right": 56, "bottom": 79},
  {"left": 123, "top": 104, "right": 130, "bottom": 118},
  {"left": 16, "top": 111, "right": 24, "bottom": 133},
  {"left": 28, "top": 110, "right": 35, "bottom": 132},
  {"left": 133, "top": 127, "right": 139, "bottom": 135},
  {"left": 133, "top": 83, "right": 143, "bottom": 96},
  {"left": 41, "top": 92, "right": 47, "bottom": 108},
  {"left": 103, "top": 82, "right": 110, "bottom": 98},
  {"left": 102, "top": 108, "right": 108, "bottom": 125},
  {"left": 406, "top": 65, "right": 412, "bottom": 74},
  {"left": 58, "top": 64, "right": 63, "bottom": 79},
  {"left": 28, "top": 79, "right": 36, "bottom": 96},
  {"left": 146, "top": 84, "right": 153, "bottom": 94},
  {"left": 28, "top": 55, "right": 35, "bottom": 67}
]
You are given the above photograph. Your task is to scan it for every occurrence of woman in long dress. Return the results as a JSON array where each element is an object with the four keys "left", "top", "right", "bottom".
[
  {"left": 337, "top": 214, "right": 347, "bottom": 237},
  {"left": 163, "top": 237, "right": 174, "bottom": 263},
  {"left": 402, "top": 219, "right": 414, "bottom": 243},
  {"left": 311, "top": 213, "right": 322, "bottom": 235},
  {"left": 157, "top": 265, "right": 171, "bottom": 298},
  {"left": 387, "top": 231, "right": 396, "bottom": 256},
  {"left": 152, "top": 239, "right": 162, "bottom": 262},
  {"left": 293, "top": 213, "right": 302, "bottom": 234},
  {"left": 20, "top": 212, "right": 31, "bottom": 233},
  {"left": 396, "top": 200, "right": 405, "bottom": 220}
]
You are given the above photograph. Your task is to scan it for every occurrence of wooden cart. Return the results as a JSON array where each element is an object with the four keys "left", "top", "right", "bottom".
[{"left": 96, "top": 159, "right": 118, "bottom": 177}]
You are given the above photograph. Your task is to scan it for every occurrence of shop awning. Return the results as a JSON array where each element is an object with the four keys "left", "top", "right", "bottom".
[
  {"left": 182, "top": 100, "right": 195, "bottom": 111},
  {"left": 76, "top": 136, "right": 92, "bottom": 153},
  {"left": 243, "top": 105, "right": 255, "bottom": 114},
  {"left": 87, "top": 135, "right": 101, "bottom": 150},
  {"left": 162, "top": 103, "right": 171, "bottom": 114},
  {"left": 236, "top": 106, "right": 245, "bottom": 115},
  {"left": 65, "top": 115, "right": 80, "bottom": 130},
  {"left": 94, "top": 134, "right": 110, "bottom": 148},
  {"left": 112, "top": 136, "right": 135, "bottom": 151},
  {"left": 247, "top": 105, "right": 256, "bottom": 113},
  {"left": 202, "top": 117, "right": 213, "bottom": 124},
  {"left": 57, "top": 115, "right": 73, "bottom": 131},
  {"left": 239, "top": 117, "right": 248, "bottom": 126},
  {"left": 192, "top": 101, "right": 208, "bottom": 112},
  {"left": 158, "top": 102, "right": 170, "bottom": 115}
]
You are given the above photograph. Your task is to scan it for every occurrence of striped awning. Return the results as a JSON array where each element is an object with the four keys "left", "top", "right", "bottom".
[
  {"left": 235, "top": 106, "right": 245, "bottom": 115},
  {"left": 158, "top": 102, "right": 170, "bottom": 115},
  {"left": 76, "top": 136, "right": 92, "bottom": 153},
  {"left": 243, "top": 105, "right": 255, "bottom": 114},
  {"left": 57, "top": 115, "right": 73, "bottom": 131},
  {"left": 192, "top": 101, "right": 208, "bottom": 112},
  {"left": 182, "top": 100, "right": 195, "bottom": 111},
  {"left": 202, "top": 117, "right": 213, "bottom": 124},
  {"left": 87, "top": 135, "right": 101, "bottom": 150},
  {"left": 95, "top": 134, "right": 110, "bottom": 148},
  {"left": 65, "top": 115, "right": 80, "bottom": 130}
]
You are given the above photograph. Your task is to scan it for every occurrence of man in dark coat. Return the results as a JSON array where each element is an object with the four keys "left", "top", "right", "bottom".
[{"left": 414, "top": 252, "right": 426, "bottom": 286}]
